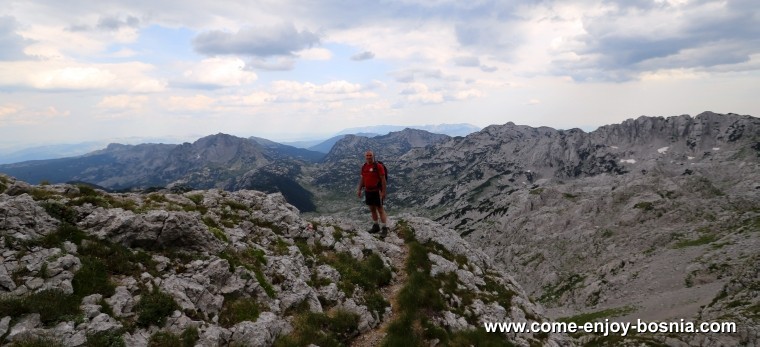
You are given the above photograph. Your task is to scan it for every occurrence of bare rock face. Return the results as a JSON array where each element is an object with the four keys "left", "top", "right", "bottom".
[
  {"left": 0, "top": 193, "right": 58, "bottom": 240},
  {"left": 79, "top": 209, "right": 225, "bottom": 253}
]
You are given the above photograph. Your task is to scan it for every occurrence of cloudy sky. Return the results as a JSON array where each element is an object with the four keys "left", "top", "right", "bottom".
[{"left": 1, "top": 0, "right": 758, "bottom": 150}]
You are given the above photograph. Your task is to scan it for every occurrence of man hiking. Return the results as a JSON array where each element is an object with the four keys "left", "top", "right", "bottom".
[{"left": 357, "top": 150, "right": 388, "bottom": 236}]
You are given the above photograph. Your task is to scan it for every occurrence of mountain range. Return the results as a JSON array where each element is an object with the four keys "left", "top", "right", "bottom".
[
  {"left": 0, "top": 111, "right": 757, "bottom": 346},
  {"left": 0, "top": 123, "right": 481, "bottom": 164}
]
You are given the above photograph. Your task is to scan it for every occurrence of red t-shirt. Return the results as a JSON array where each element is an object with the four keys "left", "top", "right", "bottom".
[{"left": 361, "top": 162, "right": 386, "bottom": 192}]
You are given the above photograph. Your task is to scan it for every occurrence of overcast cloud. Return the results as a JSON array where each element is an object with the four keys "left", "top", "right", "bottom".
[{"left": 0, "top": 0, "right": 758, "bottom": 151}]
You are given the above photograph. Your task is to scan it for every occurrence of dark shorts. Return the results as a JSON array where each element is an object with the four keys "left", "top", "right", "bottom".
[{"left": 365, "top": 191, "right": 383, "bottom": 206}]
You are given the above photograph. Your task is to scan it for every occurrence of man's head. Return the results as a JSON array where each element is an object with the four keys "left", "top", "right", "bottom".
[{"left": 364, "top": 150, "right": 375, "bottom": 164}]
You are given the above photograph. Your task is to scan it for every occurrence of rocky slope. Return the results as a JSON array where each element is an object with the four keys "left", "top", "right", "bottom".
[
  {"left": 0, "top": 174, "right": 567, "bottom": 346},
  {"left": 382, "top": 112, "right": 759, "bottom": 346},
  {"left": 306, "top": 111, "right": 759, "bottom": 346}
]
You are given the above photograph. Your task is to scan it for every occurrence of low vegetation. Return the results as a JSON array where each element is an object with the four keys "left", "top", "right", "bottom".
[
  {"left": 135, "top": 288, "right": 181, "bottom": 328},
  {"left": 274, "top": 310, "right": 360, "bottom": 347},
  {"left": 382, "top": 220, "right": 516, "bottom": 347},
  {"left": 558, "top": 305, "right": 637, "bottom": 325}
]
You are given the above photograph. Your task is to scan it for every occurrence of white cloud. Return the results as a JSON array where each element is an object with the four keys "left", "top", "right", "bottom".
[
  {"left": 181, "top": 57, "right": 257, "bottom": 87},
  {"left": 270, "top": 80, "right": 377, "bottom": 102},
  {"left": 400, "top": 83, "right": 444, "bottom": 104},
  {"left": 0, "top": 61, "right": 165, "bottom": 92},
  {"left": 97, "top": 95, "right": 149, "bottom": 110},
  {"left": 0, "top": 103, "right": 23, "bottom": 118},
  {"left": 0, "top": 103, "right": 69, "bottom": 125},
  {"left": 299, "top": 47, "right": 332, "bottom": 60},
  {"left": 164, "top": 94, "right": 216, "bottom": 112}
]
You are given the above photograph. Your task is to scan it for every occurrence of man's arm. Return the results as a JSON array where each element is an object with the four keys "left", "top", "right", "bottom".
[
  {"left": 357, "top": 175, "right": 364, "bottom": 198},
  {"left": 380, "top": 175, "right": 387, "bottom": 199}
]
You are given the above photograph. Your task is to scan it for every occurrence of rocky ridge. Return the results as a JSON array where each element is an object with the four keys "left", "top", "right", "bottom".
[
  {"left": 0, "top": 174, "right": 566, "bottom": 346},
  {"left": 387, "top": 112, "right": 760, "bottom": 346}
]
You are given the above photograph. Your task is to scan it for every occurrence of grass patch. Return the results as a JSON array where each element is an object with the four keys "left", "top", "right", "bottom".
[
  {"left": 186, "top": 194, "right": 203, "bottom": 205},
  {"left": 539, "top": 273, "right": 586, "bottom": 304},
  {"left": 219, "top": 295, "right": 261, "bottom": 328},
  {"left": 135, "top": 288, "right": 180, "bottom": 328},
  {"left": 146, "top": 327, "right": 198, "bottom": 347},
  {"left": 218, "top": 248, "right": 275, "bottom": 298},
  {"left": 529, "top": 188, "right": 545, "bottom": 195},
  {"left": 382, "top": 220, "right": 514, "bottom": 346},
  {"left": 318, "top": 250, "right": 391, "bottom": 320},
  {"left": 85, "top": 330, "right": 126, "bottom": 347},
  {"left": 41, "top": 201, "right": 78, "bottom": 224},
  {"left": 72, "top": 256, "right": 116, "bottom": 298},
  {"left": 563, "top": 193, "right": 579, "bottom": 200},
  {"left": 79, "top": 239, "right": 157, "bottom": 277},
  {"left": 146, "top": 193, "right": 169, "bottom": 203},
  {"left": 69, "top": 195, "right": 111, "bottom": 208},
  {"left": 224, "top": 200, "right": 249, "bottom": 211},
  {"left": 209, "top": 227, "right": 228, "bottom": 242},
  {"left": 672, "top": 233, "right": 719, "bottom": 249},
  {"left": 558, "top": 306, "right": 637, "bottom": 325},
  {"left": 7, "top": 335, "right": 65, "bottom": 347},
  {"left": 274, "top": 310, "right": 359, "bottom": 347},
  {"left": 35, "top": 223, "right": 87, "bottom": 248},
  {"left": 0, "top": 289, "right": 81, "bottom": 326},
  {"left": 633, "top": 201, "right": 654, "bottom": 211},
  {"left": 600, "top": 229, "right": 614, "bottom": 238},
  {"left": 319, "top": 252, "right": 392, "bottom": 295},
  {"left": 481, "top": 275, "right": 516, "bottom": 312},
  {"left": 252, "top": 218, "right": 284, "bottom": 234}
]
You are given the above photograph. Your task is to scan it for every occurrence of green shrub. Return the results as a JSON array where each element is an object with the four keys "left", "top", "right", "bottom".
[
  {"left": 148, "top": 331, "right": 181, "bottom": 347},
  {"left": 76, "top": 184, "right": 100, "bottom": 197},
  {"left": 135, "top": 288, "right": 180, "bottom": 328},
  {"left": 146, "top": 193, "right": 168, "bottom": 203},
  {"left": 219, "top": 295, "right": 261, "bottom": 328},
  {"left": 482, "top": 275, "right": 516, "bottom": 311},
  {"left": 41, "top": 201, "right": 78, "bottom": 224},
  {"left": 8, "top": 335, "right": 65, "bottom": 347},
  {"left": 37, "top": 223, "right": 87, "bottom": 248},
  {"left": 539, "top": 273, "right": 586, "bottom": 304},
  {"left": 72, "top": 257, "right": 116, "bottom": 298},
  {"left": 186, "top": 194, "right": 203, "bottom": 205},
  {"left": 383, "top": 313, "right": 420, "bottom": 347},
  {"left": 672, "top": 234, "right": 719, "bottom": 249},
  {"left": 0, "top": 289, "right": 81, "bottom": 326},
  {"left": 558, "top": 306, "right": 636, "bottom": 325},
  {"left": 224, "top": 200, "right": 248, "bottom": 211},
  {"left": 320, "top": 252, "right": 392, "bottom": 294},
  {"left": 562, "top": 193, "right": 578, "bottom": 199},
  {"left": 274, "top": 310, "right": 359, "bottom": 347},
  {"left": 180, "top": 327, "right": 199, "bottom": 347},
  {"left": 70, "top": 195, "right": 110, "bottom": 208},
  {"left": 209, "top": 227, "right": 228, "bottom": 242},
  {"left": 633, "top": 201, "right": 654, "bottom": 211},
  {"left": 29, "top": 188, "right": 56, "bottom": 201},
  {"left": 85, "top": 330, "right": 126, "bottom": 347}
]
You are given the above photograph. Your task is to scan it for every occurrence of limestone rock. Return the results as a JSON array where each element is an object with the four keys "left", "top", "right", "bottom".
[{"left": 0, "top": 194, "right": 58, "bottom": 240}]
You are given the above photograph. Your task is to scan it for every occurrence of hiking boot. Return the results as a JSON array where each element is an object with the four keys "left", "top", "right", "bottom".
[
  {"left": 369, "top": 224, "right": 380, "bottom": 234},
  {"left": 380, "top": 226, "right": 389, "bottom": 238}
]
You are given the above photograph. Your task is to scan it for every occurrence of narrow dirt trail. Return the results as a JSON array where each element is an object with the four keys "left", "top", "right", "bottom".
[{"left": 350, "top": 232, "right": 409, "bottom": 347}]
